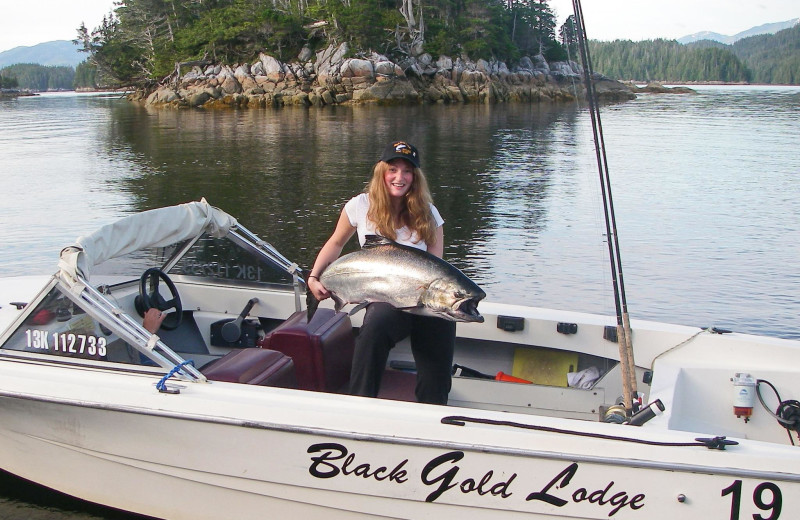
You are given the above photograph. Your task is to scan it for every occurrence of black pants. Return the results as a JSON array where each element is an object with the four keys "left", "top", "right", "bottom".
[{"left": 349, "top": 302, "right": 456, "bottom": 405}]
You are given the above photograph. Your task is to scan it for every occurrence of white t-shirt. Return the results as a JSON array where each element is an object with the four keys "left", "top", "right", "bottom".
[{"left": 344, "top": 193, "right": 444, "bottom": 251}]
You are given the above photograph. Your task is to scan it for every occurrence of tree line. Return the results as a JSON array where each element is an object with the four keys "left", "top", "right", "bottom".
[
  {"left": 7, "top": 2, "right": 796, "bottom": 90},
  {"left": 74, "top": 0, "right": 568, "bottom": 88},
  {"left": 729, "top": 23, "right": 800, "bottom": 84},
  {"left": 587, "top": 24, "right": 799, "bottom": 84},
  {"left": 0, "top": 64, "right": 76, "bottom": 91},
  {"left": 588, "top": 39, "right": 750, "bottom": 83}
]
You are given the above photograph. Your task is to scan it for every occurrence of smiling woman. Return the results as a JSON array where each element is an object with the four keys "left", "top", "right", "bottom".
[{"left": 307, "top": 140, "right": 459, "bottom": 405}]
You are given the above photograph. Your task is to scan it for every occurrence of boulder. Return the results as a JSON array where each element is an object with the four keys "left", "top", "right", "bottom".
[
  {"left": 341, "top": 58, "right": 374, "bottom": 79},
  {"left": 357, "top": 80, "right": 418, "bottom": 104},
  {"left": 136, "top": 48, "right": 635, "bottom": 108},
  {"left": 298, "top": 45, "right": 313, "bottom": 62},
  {"left": 259, "top": 53, "right": 284, "bottom": 75},
  {"left": 147, "top": 87, "right": 179, "bottom": 105},
  {"left": 375, "top": 61, "right": 403, "bottom": 77},
  {"left": 532, "top": 54, "right": 550, "bottom": 73},
  {"left": 436, "top": 55, "right": 453, "bottom": 71}
]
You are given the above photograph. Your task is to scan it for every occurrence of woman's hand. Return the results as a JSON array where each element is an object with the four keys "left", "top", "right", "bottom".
[
  {"left": 308, "top": 276, "right": 331, "bottom": 301},
  {"left": 307, "top": 209, "right": 355, "bottom": 302}
]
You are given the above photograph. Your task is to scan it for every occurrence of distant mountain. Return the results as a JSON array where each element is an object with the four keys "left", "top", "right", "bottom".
[
  {"left": 678, "top": 18, "right": 799, "bottom": 45},
  {"left": 592, "top": 21, "right": 799, "bottom": 85},
  {"left": 0, "top": 40, "right": 85, "bottom": 69}
]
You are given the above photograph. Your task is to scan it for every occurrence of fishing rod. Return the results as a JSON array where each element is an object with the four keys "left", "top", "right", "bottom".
[{"left": 570, "top": 0, "right": 638, "bottom": 413}]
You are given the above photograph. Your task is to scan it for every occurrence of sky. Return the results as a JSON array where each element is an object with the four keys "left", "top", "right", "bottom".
[
  {"left": 0, "top": 0, "right": 116, "bottom": 52},
  {"left": 0, "top": 0, "right": 798, "bottom": 53},
  {"left": 548, "top": 0, "right": 798, "bottom": 42}
]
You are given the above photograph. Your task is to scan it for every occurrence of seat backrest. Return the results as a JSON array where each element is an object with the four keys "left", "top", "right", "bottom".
[{"left": 257, "top": 309, "right": 355, "bottom": 392}]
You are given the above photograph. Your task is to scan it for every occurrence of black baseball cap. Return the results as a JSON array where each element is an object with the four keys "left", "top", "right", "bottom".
[{"left": 380, "top": 141, "right": 420, "bottom": 168}]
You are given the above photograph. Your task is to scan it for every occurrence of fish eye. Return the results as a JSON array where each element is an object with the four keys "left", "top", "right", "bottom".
[{"left": 454, "top": 291, "right": 465, "bottom": 299}]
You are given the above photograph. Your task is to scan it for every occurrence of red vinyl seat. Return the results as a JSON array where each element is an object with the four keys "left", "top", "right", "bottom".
[
  {"left": 257, "top": 309, "right": 355, "bottom": 392},
  {"left": 201, "top": 348, "right": 297, "bottom": 388}
]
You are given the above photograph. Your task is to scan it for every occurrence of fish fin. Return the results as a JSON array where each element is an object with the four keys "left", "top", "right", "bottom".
[
  {"left": 396, "top": 304, "right": 425, "bottom": 312},
  {"left": 306, "top": 289, "right": 320, "bottom": 322},
  {"left": 363, "top": 235, "right": 394, "bottom": 249},
  {"left": 347, "top": 301, "right": 370, "bottom": 316},
  {"left": 331, "top": 294, "right": 346, "bottom": 313}
]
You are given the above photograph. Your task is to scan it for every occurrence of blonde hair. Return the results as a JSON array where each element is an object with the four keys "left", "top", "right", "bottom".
[{"left": 366, "top": 160, "right": 437, "bottom": 245}]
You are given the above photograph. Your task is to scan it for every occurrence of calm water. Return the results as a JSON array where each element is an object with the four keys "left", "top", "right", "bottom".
[{"left": 0, "top": 86, "right": 799, "bottom": 517}]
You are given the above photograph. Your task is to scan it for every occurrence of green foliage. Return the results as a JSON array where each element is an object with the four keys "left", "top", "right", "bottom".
[
  {"left": 0, "top": 63, "right": 75, "bottom": 90},
  {"left": 75, "top": 16, "right": 149, "bottom": 87},
  {"left": 77, "top": 0, "right": 566, "bottom": 86},
  {"left": 543, "top": 40, "right": 568, "bottom": 62},
  {"left": 507, "top": 0, "right": 556, "bottom": 57},
  {"left": 0, "top": 73, "right": 19, "bottom": 88},
  {"left": 174, "top": 1, "right": 306, "bottom": 65},
  {"left": 558, "top": 15, "right": 579, "bottom": 61},
  {"left": 317, "top": 0, "right": 401, "bottom": 54},
  {"left": 587, "top": 25, "right": 800, "bottom": 85},
  {"left": 732, "top": 24, "right": 800, "bottom": 84},
  {"left": 74, "top": 61, "right": 98, "bottom": 89},
  {"left": 589, "top": 39, "right": 751, "bottom": 83}
]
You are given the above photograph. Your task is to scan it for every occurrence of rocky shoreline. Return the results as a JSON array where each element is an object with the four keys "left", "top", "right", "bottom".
[
  {"left": 131, "top": 43, "right": 636, "bottom": 109},
  {"left": 0, "top": 89, "right": 37, "bottom": 99},
  {"left": 625, "top": 82, "right": 698, "bottom": 94}
]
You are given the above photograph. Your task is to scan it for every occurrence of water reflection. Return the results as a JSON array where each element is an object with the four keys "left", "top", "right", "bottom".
[
  {"left": 2, "top": 87, "right": 800, "bottom": 520},
  {"left": 111, "top": 102, "right": 582, "bottom": 289},
  {"left": 2, "top": 88, "right": 798, "bottom": 339}
]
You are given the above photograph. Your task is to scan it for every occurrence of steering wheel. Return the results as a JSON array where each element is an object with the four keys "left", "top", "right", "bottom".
[{"left": 136, "top": 268, "right": 182, "bottom": 331}]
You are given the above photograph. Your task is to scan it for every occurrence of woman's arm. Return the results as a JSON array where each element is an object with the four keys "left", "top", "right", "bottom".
[
  {"left": 308, "top": 209, "right": 356, "bottom": 300},
  {"left": 427, "top": 225, "right": 444, "bottom": 258}
]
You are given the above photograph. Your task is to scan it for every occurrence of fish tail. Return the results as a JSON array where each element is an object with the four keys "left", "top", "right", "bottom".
[
  {"left": 302, "top": 268, "right": 320, "bottom": 322},
  {"left": 306, "top": 287, "right": 320, "bottom": 322}
]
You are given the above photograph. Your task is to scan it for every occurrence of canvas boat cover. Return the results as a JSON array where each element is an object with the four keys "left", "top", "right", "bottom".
[{"left": 58, "top": 199, "right": 237, "bottom": 283}]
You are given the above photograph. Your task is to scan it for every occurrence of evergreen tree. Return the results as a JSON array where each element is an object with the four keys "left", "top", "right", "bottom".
[
  {"left": 75, "top": 0, "right": 565, "bottom": 87},
  {"left": 0, "top": 64, "right": 75, "bottom": 90},
  {"left": 732, "top": 24, "right": 800, "bottom": 84},
  {"left": 589, "top": 39, "right": 751, "bottom": 83},
  {"left": 74, "top": 61, "right": 98, "bottom": 89},
  {"left": 0, "top": 74, "right": 19, "bottom": 89},
  {"left": 559, "top": 15, "right": 579, "bottom": 62}
]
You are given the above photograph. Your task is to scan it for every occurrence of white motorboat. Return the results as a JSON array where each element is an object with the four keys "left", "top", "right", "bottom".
[{"left": 0, "top": 199, "right": 798, "bottom": 519}]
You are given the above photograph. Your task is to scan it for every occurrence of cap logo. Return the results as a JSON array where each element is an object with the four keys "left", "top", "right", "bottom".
[
  {"left": 381, "top": 141, "right": 420, "bottom": 167},
  {"left": 393, "top": 142, "right": 416, "bottom": 158}
]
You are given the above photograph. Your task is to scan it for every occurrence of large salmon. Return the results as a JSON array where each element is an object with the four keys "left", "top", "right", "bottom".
[{"left": 307, "top": 236, "right": 485, "bottom": 322}]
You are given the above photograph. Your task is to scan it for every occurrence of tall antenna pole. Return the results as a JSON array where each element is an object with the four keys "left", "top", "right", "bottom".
[{"left": 571, "top": 0, "right": 638, "bottom": 413}]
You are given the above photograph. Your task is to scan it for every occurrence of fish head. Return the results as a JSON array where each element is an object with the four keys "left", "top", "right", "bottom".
[{"left": 420, "top": 278, "right": 486, "bottom": 323}]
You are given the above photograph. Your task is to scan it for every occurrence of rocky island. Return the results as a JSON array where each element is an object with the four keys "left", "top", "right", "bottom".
[{"left": 131, "top": 43, "right": 635, "bottom": 109}]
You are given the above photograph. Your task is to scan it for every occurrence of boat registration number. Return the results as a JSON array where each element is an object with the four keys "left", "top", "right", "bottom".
[{"left": 24, "top": 329, "right": 108, "bottom": 358}]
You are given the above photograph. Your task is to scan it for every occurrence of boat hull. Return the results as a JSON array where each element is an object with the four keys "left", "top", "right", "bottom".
[{"left": 0, "top": 362, "right": 797, "bottom": 520}]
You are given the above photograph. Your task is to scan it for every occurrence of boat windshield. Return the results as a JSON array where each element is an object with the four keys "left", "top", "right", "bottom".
[
  {"left": 167, "top": 233, "right": 295, "bottom": 288},
  {"left": 90, "top": 241, "right": 183, "bottom": 281},
  {"left": 86, "top": 232, "right": 297, "bottom": 291},
  {"left": 1, "top": 283, "right": 162, "bottom": 366}
]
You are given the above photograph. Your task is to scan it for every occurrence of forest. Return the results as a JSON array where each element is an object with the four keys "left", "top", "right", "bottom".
[
  {"left": 729, "top": 24, "right": 800, "bottom": 84},
  {"left": 0, "top": 64, "right": 76, "bottom": 91},
  {"left": 73, "top": 0, "right": 566, "bottom": 88},
  {"left": 3, "top": 1, "right": 796, "bottom": 90},
  {"left": 589, "top": 24, "right": 799, "bottom": 84},
  {"left": 588, "top": 39, "right": 751, "bottom": 83}
]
